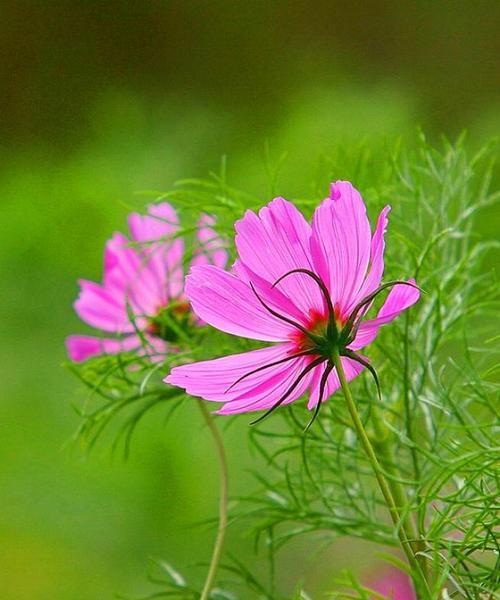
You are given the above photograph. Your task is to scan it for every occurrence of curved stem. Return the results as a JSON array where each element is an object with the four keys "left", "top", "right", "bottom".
[
  {"left": 196, "top": 400, "right": 228, "bottom": 600},
  {"left": 370, "top": 406, "right": 423, "bottom": 547},
  {"left": 332, "top": 350, "right": 430, "bottom": 599}
]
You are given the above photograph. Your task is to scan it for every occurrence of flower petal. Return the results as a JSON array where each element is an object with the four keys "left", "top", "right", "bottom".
[
  {"left": 166, "top": 344, "right": 314, "bottom": 414},
  {"left": 217, "top": 355, "right": 314, "bottom": 414},
  {"left": 235, "top": 197, "right": 324, "bottom": 315},
  {"left": 137, "top": 335, "right": 169, "bottom": 363},
  {"left": 128, "top": 203, "right": 184, "bottom": 302},
  {"left": 104, "top": 232, "right": 163, "bottom": 315},
  {"left": 166, "top": 344, "right": 291, "bottom": 399},
  {"left": 190, "top": 214, "right": 228, "bottom": 269},
  {"left": 311, "top": 181, "right": 372, "bottom": 316},
  {"left": 128, "top": 202, "right": 180, "bottom": 241},
  {"left": 74, "top": 279, "right": 134, "bottom": 333},
  {"left": 369, "top": 568, "right": 416, "bottom": 600},
  {"left": 233, "top": 259, "right": 307, "bottom": 325},
  {"left": 349, "top": 279, "right": 420, "bottom": 350},
  {"left": 307, "top": 356, "right": 366, "bottom": 408},
  {"left": 65, "top": 334, "right": 142, "bottom": 362},
  {"left": 353, "top": 205, "right": 391, "bottom": 308},
  {"left": 185, "top": 265, "right": 297, "bottom": 341}
]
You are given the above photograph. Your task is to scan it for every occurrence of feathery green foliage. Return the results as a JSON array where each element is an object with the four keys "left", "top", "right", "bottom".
[{"left": 67, "top": 134, "right": 499, "bottom": 599}]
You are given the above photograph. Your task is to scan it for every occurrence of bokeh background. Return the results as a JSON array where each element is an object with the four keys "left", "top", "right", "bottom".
[{"left": 1, "top": 2, "right": 498, "bottom": 598}]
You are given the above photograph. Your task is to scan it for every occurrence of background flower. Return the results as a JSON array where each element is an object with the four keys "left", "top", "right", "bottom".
[
  {"left": 66, "top": 204, "right": 227, "bottom": 362},
  {"left": 368, "top": 568, "right": 416, "bottom": 599}
]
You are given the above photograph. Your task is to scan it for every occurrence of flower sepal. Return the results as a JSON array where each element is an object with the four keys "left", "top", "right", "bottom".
[{"left": 338, "top": 280, "right": 422, "bottom": 347}]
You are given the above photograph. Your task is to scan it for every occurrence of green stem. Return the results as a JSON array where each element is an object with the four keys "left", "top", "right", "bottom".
[
  {"left": 370, "top": 405, "right": 428, "bottom": 577},
  {"left": 196, "top": 400, "right": 229, "bottom": 600},
  {"left": 403, "top": 312, "right": 422, "bottom": 485},
  {"left": 402, "top": 312, "right": 429, "bottom": 578},
  {"left": 332, "top": 350, "right": 430, "bottom": 599}
]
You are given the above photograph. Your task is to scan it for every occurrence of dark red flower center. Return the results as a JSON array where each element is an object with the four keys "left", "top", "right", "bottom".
[
  {"left": 290, "top": 305, "right": 348, "bottom": 356},
  {"left": 146, "top": 300, "right": 193, "bottom": 342}
]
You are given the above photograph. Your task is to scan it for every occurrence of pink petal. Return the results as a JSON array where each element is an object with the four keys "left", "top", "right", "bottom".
[
  {"left": 233, "top": 260, "right": 307, "bottom": 325},
  {"left": 166, "top": 344, "right": 291, "bottom": 399},
  {"left": 190, "top": 214, "right": 228, "bottom": 269},
  {"left": 143, "top": 239, "right": 184, "bottom": 303},
  {"left": 217, "top": 354, "right": 314, "bottom": 415},
  {"left": 137, "top": 335, "right": 169, "bottom": 363},
  {"left": 369, "top": 568, "right": 416, "bottom": 599},
  {"left": 307, "top": 356, "right": 366, "bottom": 408},
  {"left": 185, "top": 265, "right": 297, "bottom": 342},
  {"left": 128, "top": 203, "right": 185, "bottom": 302},
  {"left": 311, "top": 181, "right": 372, "bottom": 316},
  {"left": 65, "top": 334, "right": 142, "bottom": 362},
  {"left": 74, "top": 279, "right": 134, "bottom": 333},
  {"left": 104, "top": 232, "right": 164, "bottom": 315},
  {"left": 235, "top": 197, "right": 324, "bottom": 316},
  {"left": 349, "top": 279, "right": 420, "bottom": 350},
  {"left": 353, "top": 205, "right": 391, "bottom": 308},
  {"left": 128, "top": 202, "right": 179, "bottom": 241},
  {"left": 165, "top": 344, "right": 314, "bottom": 414}
]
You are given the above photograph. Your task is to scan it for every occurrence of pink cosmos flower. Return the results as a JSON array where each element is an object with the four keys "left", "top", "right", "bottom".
[
  {"left": 66, "top": 203, "right": 227, "bottom": 363},
  {"left": 369, "top": 568, "right": 416, "bottom": 599},
  {"left": 166, "top": 181, "right": 420, "bottom": 422}
]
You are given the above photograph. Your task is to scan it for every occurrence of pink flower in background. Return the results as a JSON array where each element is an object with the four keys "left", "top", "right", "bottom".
[
  {"left": 66, "top": 203, "right": 227, "bottom": 363},
  {"left": 166, "top": 181, "right": 420, "bottom": 420},
  {"left": 369, "top": 568, "right": 416, "bottom": 599}
]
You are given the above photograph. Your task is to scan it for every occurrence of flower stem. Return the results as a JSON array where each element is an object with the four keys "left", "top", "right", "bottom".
[
  {"left": 402, "top": 312, "right": 429, "bottom": 579},
  {"left": 370, "top": 405, "right": 427, "bottom": 576},
  {"left": 403, "top": 312, "right": 422, "bottom": 485},
  {"left": 196, "top": 400, "right": 228, "bottom": 600},
  {"left": 332, "top": 350, "right": 430, "bottom": 599}
]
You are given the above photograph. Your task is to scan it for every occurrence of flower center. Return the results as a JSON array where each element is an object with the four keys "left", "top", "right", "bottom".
[
  {"left": 291, "top": 305, "right": 348, "bottom": 358},
  {"left": 146, "top": 300, "right": 193, "bottom": 343}
]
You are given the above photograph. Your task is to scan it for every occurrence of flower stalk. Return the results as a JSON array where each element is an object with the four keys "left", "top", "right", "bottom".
[
  {"left": 369, "top": 405, "right": 429, "bottom": 580},
  {"left": 332, "top": 348, "right": 430, "bottom": 599},
  {"left": 196, "top": 400, "right": 229, "bottom": 600}
]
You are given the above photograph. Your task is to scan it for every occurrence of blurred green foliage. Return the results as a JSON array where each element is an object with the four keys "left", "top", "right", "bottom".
[{"left": 0, "top": 2, "right": 498, "bottom": 598}]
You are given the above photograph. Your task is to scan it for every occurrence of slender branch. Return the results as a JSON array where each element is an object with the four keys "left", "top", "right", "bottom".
[
  {"left": 196, "top": 400, "right": 229, "bottom": 600},
  {"left": 332, "top": 349, "right": 431, "bottom": 599}
]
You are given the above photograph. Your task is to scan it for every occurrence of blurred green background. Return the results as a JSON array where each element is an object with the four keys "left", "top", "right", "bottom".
[{"left": 0, "top": 2, "right": 498, "bottom": 598}]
